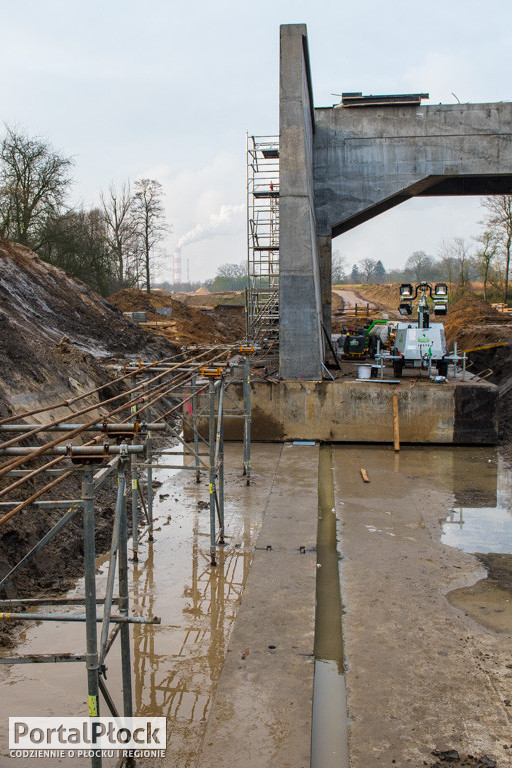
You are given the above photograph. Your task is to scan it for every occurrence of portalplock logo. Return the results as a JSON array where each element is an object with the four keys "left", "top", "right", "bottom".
[{"left": 9, "top": 717, "right": 166, "bottom": 754}]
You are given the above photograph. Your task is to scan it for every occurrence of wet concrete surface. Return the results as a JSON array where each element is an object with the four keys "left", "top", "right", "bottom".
[
  {"left": 334, "top": 445, "right": 512, "bottom": 768},
  {"left": 2, "top": 442, "right": 512, "bottom": 767},
  {"left": 0, "top": 443, "right": 280, "bottom": 767},
  {"left": 196, "top": 443, "right": 318, "bottom": 768}
]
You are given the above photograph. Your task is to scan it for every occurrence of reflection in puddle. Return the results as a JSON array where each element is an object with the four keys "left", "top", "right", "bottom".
[
  {"left": 447, "top": 553, "right": 512, "bottom": 633},
  {"left": 311, "top": 446, "right": 349, "bottom": 768},
  {"left": 442, "top": 506, "right": 512, "bottom": 554},
  {"left": 442, "top": 454, "right": 512, "bottom": 555},
  {"left": 0, "top": 445, "right": 266, "bottom": 768}
]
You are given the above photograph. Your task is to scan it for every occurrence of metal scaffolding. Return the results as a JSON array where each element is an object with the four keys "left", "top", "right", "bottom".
[
  {"left": 246, "top": 134, "right": 280, "bottom": 355},
  {"left": 0, "top": 346, "right": 252, "bottom": 768}
]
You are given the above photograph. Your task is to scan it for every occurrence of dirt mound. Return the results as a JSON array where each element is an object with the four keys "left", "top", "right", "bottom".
[
  {"left": 176, "top": 290, "right": 245, "bottom": 308},
  {"left": 444, "top": 297, "right": 512, "bottom": 349},
  {"left": 0, "top": 240, "right": 174, "bottom": 419},
  {"left": 109, "top": 288, "right": 244, "bottom": 345}
]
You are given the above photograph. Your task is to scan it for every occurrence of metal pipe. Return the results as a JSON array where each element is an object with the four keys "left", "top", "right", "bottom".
[
  {"left": 98, "top": 473, "right": 123, "bottom": 663},
  {"left": 145, "top": 376, "right": 154, "bottom": 543},
  {"left": 82, "top": 468, "right": 101, "bottom": 768},
  {"left": 0, "top": 355, "right": 181, "bottom": 427},
  {"left": 208, "top": 380, "right": 217, "bottom": 566},
  {"left": 130, "top": 377, "right": 139, "bottom": 562},
  {"left": 218, "top": 381, "right": 225, "bottom": 545},
  {"left": 0, "top": 422, "right": 167, "bottom": 433},
  {"left": 0, "top": 445, "right": 145, "bottom": 456},
  {"left": 118, "top": 464, "right": 133, "bottom": 717},
  {"left": 243, "top": 355, "right": 251, "bottom": 484},
  {"left": 192, "top": 376, "right": 201, "bottom": 483},
  {"left": 0, "top": 613, "right": 159, "bottom": 624}
]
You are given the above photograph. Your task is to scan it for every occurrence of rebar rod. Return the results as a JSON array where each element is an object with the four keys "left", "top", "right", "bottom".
[
  {"left": 0, "top": 422, "right": 167, "bottom": 433},
  {"left": 0, "top": 347, "right": 220, "bottom": 461},
  {"left": 0, "top": 355, "right": 181, "bottom": 427}
]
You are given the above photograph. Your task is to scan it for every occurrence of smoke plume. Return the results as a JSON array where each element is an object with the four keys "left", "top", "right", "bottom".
[{"left": 177, "top": 204, "right": 243, "bottom": 249}]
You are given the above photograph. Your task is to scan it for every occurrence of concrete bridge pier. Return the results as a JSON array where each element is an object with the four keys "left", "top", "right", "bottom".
[{"left": 278, "top": 23, "right": 512, "bottom": 381}]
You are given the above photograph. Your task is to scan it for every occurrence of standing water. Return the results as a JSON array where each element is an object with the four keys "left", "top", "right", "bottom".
[
  {"left": 311, "top": 445, "right": 350, "bottom": 768},
  {"left": 0, "top": 443, "right": 271, "bottom": 768}
]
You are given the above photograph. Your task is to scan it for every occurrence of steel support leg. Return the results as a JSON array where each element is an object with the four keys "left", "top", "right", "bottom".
[
  {"left": 192, "top": 376, "right": 201, "bottom": 484},
  {"left": 82, "top": 468, "right": 101, "bottom": 768},
  {"left": 243, "top": 355, "right": 251, "bottom": 485},
  {"left": 118, "top": 464, "right": 133, "bottom": 717},
  {"left": 130, "top": 376, "right": 139, "bottom": 561},
  {"left": 209, "top": 380, "right": 217, "bottom": 566},
  {"left": 146, "top": 376, "right": 154, "bottom": 542},
  {"left": 218, "top": 381, "right": 225, "bottom": 546}
]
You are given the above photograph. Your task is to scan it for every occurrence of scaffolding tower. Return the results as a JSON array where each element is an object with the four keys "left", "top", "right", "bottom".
[{"left": 246, "top": 135, "right": 280, "bottom": 353}]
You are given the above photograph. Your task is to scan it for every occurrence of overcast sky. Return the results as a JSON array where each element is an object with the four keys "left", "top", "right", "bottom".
[{"left": 1, "top": 0, "right": 511, "bottom": 282}]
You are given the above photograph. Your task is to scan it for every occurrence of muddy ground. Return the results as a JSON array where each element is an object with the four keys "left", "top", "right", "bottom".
[
  {"left": 0, "top": 241, "right": 180, "bottom": 642},
  {"left": 334, "top": 445, "right": 512, "bottom": 768},
  {"left": 109, "top": 287, "right": 244, "bottom": 346}
]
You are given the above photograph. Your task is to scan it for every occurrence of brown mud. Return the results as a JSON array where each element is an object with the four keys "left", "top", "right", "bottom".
[
  {"left": 447, "top": 554, "right": 512, "bottom": 633},
  {"left": 108, "top": 287, "right": 244, "bottom": 346}
]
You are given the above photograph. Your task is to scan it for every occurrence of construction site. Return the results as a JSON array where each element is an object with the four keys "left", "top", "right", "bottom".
[{"left": 1, "top": 21, "right": 512, "bottom": 768}]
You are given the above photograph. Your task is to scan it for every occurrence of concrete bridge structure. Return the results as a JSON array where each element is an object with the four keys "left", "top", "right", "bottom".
[{"left": 279, "top": 23, "right": 512, "bottom": 380}]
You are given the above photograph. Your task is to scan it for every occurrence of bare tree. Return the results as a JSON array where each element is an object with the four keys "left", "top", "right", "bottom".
[
  {"left": 438, "top": 237, "right": 473, "bottom": 293},
  {"left": 359, "top": 257, "right": 377, "bottom": 282},
  {"left": 132, "top": 179, "right": 169, "bottom": 293},
  {"left": 0, "top": 125, "right": 73, "bottom": 248},
  {"left": 474, "top": 229, "right": 500, "bottom": 302},
  {"left": 481, "top": 195, "right": 512, "bottom": 302},
  {"left": 331, "top": 251, "right": 347, "bottom": 284},
  {"left": 100, "top": 182, "right": 136, "bottom": 287},
  {"left": 405, "top": 250, "right": 436, "bottom": 282}
]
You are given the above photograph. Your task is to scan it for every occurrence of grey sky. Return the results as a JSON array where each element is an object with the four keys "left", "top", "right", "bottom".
[{"left": 1, "top": 0, "right": 511, "bottom": 282}]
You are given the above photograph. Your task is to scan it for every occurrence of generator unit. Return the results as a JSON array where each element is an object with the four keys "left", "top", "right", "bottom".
[
  {"left": 388, "top": 282, "right": 449, "bottom": 378},
  {"left": 337, "top": 328, "right": 368, "bottom": 359}
]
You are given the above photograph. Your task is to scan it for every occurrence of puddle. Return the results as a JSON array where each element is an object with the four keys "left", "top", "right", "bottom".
[
  {"left": 0, "top": 444, "right": 268, "bottom": 767},
  {"left": 441, "top": 451, "right": 512, "bottom": 554},
  {"left": 447, "top": 553, "right": 512, "bottom": 633},
  {"left": 442, "top": 506, "right": 512, "bottom": 554},
  {"left": 439, "top": 451, "right": 512, "bottom": 632},
  {"left": 311, "top": 445, "right": 349, "bottom": 768}
]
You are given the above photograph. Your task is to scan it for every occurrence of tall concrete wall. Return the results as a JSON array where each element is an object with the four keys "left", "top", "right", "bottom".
[
  {"left": 279, "top": 24, "right": 323, "bottom": 380},
  {"left": 278, "top": 23, "right": 512, "bottom": 380}
]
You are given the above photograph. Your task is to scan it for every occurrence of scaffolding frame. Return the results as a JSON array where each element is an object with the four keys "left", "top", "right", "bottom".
[
  {"left": 246, "top": 134, "right": 280, "bottom": 355},
  {"left": 0, "top": 348, "right": 252, "bottom": 768}
]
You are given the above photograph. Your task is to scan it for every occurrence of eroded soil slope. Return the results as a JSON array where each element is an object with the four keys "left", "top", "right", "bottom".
[
  {"left": 109, "top": 288, "right": 244, "bottom": 346},
  {"left": 0, "top": 239, "right": 174, "bottom": 418}
]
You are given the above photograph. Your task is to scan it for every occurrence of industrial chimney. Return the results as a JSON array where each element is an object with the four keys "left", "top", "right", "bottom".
[{"left": 173, "top": 247, "right": 182, "bottom": 286}]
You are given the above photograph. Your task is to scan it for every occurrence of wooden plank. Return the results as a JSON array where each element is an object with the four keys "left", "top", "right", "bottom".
[
  {"left": 392, "top": 394, "right": 400, "bottom": 452},
  {"left": 360, "top": 468, "right": 370, "bottom": 483}
]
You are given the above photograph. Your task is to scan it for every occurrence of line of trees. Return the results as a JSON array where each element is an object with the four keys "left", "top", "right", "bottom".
[
  {"left": 0, "top": 126, "right": 169, "bottom": 295},
  {"left": 333, "top": 194, "right": 512, "bottom": 303}
]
